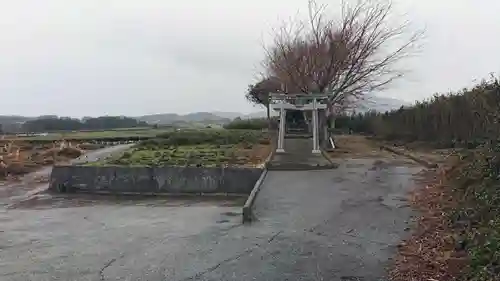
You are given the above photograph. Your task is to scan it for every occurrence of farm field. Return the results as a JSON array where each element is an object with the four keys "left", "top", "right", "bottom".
[
  {"left": 4, "top": 127, "right": 173, "bottom": 141},
  {"left": 90, "top": 129, "right": 272, "bottom": 168},
  {"left": 0, "top": 128, "right": 271, "bottom": 178}
]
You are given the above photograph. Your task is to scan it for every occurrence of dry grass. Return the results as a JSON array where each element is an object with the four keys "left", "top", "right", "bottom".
[
  {"left": 328, "top": 135, "right": 384, "bottom": 157},
  {"left": 234, "top": 143, "right": 273, "bottom": 168},
  {"left": 0, "top": 140, "right": 89, "bottom": 180},
  {"left": 328, "top": 135, "right": 416, "bottom": 167},
  {"left": 389, "top": 158, "right": 468, "bottom": 280}
]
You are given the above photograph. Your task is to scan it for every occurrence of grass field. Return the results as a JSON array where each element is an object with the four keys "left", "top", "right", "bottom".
[{"left": 88, "top": 129, "right": 272, "bottom": 168}]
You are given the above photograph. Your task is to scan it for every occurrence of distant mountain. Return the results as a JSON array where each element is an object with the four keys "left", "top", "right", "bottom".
[
  {"left": 210, "top": 111, "right": 278, "bottom": 119},
  {"left": 350, "top": 95, "right": 411, "bottom": 113},
  {"left": 210, "top": 112, "right": 245, "bottom": 120},
  {"left": 233, "top": 96, "right": 410, "bottom": 119},
  {"left": 0, "top": 96, "right": 409, "bottom": 131},
  {"left": 0, "top": 115, "right": 35, "bottom": 124},
  {"left": 136, "top": 96, "right": 408, "bottom": 125},
  {"left": 242, "top": 111, "right": 272, "bottom": 119},
  {"left": 136, "top": 112, "right": 231, "bottom": 125}
]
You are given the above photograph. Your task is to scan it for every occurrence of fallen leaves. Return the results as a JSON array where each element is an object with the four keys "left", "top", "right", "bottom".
[{"left": 389, "top": 168, "right": 468, "bottom": 281}]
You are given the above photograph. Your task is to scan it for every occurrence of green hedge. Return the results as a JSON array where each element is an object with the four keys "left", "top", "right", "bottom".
[
  {"left": 141, "top": 129, "right": 268, "bottom": 149},
  {"left": 223, "top": 118, "right": 268, "bottom": 130}
]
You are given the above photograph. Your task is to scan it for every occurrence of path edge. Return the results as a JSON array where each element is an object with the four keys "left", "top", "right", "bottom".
[
  {"left": 380, "top": 144, "right": 438, "bottom": 169},
  {"left": 242, "top": 148, "right": 274, "bottom": 223},
  {"left": 320, "top": 148, "right": 336, "bottom": 165}
]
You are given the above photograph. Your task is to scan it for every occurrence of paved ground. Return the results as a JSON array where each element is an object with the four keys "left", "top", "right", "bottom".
[
  {"left": 0, "top": 197, "right": 247, "bottom": 281},
  {"left": 269, "top": 138, "right": 333, "bottom": 169},
  {"left": 70, "top": 144, "right": 133, "bottom": 165},
  {"left": 251, "top": 161, "right": 422, "bottom": 280},
  {"left": 0, "top": 138, "right": 423, "bottom": 281}
]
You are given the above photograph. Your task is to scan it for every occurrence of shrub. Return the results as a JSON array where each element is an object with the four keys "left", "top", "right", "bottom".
[
  {"left": 446, "top": 144, "right": 500, "bottom": 280},
  {"left": 153, "top": 129, "right": 266, "bottom": 147},
  {"left": 223, "top": 118, "right": 268, "bottom": 130}
]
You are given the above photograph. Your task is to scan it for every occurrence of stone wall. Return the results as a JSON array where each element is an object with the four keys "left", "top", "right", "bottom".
[{"left": 49, "top": 165, "right": 262, "bottom": 195}]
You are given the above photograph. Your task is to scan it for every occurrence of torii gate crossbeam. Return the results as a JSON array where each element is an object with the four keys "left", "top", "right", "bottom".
[{"left": 269, "top": 93, "right": 328, "bottom": 154}]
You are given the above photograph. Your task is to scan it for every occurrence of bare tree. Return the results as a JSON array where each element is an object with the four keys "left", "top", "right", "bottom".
[{"left": 262, "top": 0, "right": 423, "bottom": 142}]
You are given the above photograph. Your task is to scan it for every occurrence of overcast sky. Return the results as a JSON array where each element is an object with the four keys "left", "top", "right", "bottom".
[{"left": 0, "top": 0, "right": 499, "bottom": 117}]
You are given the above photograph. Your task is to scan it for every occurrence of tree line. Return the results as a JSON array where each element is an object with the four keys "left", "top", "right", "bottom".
[
  {"left": 20, "top": 116, "right": 149, "bottom": 132},
  {"left": 335, "top": 77, "right": 500, "bottom": 148}
]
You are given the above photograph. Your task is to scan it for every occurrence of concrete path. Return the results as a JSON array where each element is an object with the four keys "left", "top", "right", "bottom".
[
  {"left": 0, "top": 138, "right": 423, "bottom": 280},
  {"left": 268, "top": 138, "right": 334, "bottom": 169},
  {"left": 70, "top": 143, "right": 133, "bottom": 165},
  {"left": 251, "top": 160, "right": 422, "bottom": 280}
]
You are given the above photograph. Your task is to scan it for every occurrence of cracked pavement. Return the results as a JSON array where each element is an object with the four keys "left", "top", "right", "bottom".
[{"left": 0, "top": 157, "right": 422, "bottom": 281}]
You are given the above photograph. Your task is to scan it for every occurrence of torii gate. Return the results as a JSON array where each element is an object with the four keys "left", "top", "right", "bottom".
[{"left": 270, "top": 93, "right": 328, "bottom": 154}]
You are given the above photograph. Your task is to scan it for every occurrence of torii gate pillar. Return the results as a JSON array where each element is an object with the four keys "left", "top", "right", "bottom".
[
  {"left": 271, "top": 94, "right": 326, "bottom": 154},
  {"left": 311, "top": 98, "right": 321, "bottom": 154},
  {"left": 276, "top": 105, "right": 286, "bottom": 153}
]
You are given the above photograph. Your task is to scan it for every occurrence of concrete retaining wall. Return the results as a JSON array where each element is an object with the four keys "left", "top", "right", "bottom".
[{"left": 49, "top": 165, "right": 263, "bottom": 195}]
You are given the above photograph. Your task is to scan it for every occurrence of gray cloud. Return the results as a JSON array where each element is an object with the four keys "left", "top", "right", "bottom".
[{"left": 0, "top": 0, "right": 499, "bottom": 116}]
